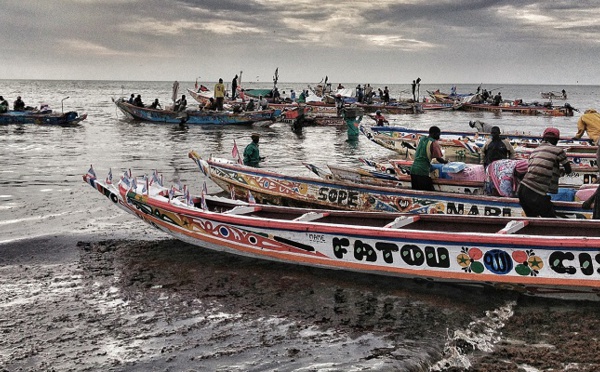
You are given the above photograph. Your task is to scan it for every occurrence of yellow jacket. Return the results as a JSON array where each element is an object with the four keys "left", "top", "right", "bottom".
[
  {"left": 214, "top": 83, "right": 225, "bottom": 98},
  {"left": 574, "top": 109, "right": 600, "bottom": 143}
]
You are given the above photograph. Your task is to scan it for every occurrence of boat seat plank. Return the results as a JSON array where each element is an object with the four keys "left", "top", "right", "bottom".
[
  {"left": 384, "top": 215, "right": 420, "bottom": 229},
  {"left": 293, "top": 211, "right": 330, "bottom": 222},
  {"left": 498, "top": 220, "right": 529, "bottom": 234},
  {"left": 224, "top": 206, "right": 262, "bottom": 215}
]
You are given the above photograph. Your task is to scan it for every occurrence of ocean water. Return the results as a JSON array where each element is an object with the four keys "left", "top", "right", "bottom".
[{"left": 1, "top": 79, "right": 599, "bottom": 370}]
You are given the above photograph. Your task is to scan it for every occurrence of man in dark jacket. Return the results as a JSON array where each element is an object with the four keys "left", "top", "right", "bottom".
[{"left": 480, "top": 126, "right": 516, "bottom": 168}]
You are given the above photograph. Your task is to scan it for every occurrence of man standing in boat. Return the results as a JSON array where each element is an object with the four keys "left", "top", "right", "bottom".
[
  {"left": 214, "top": 78, "right": 225, "bottom": 111},
  {"left": 410, "top": 126, "right": 448, "bottom": 191},
  {"left": 231, "top": 74, "right": 238, "bottom": 100},
  {"left": 243, "top": 133, "right": 264, "bottom": 167},
  {"left": 517, "top": 127, "right": 572, "bottom": 217}
]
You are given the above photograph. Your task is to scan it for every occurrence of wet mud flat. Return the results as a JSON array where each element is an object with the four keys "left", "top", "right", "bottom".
[{"left": 1, "top": 237, "right": 600, "bottom": 371}]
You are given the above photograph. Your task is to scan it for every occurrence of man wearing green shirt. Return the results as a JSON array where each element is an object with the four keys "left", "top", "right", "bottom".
[
  {"left": 410, "top": 126, "right": 448, "bottom": 191},
  {"left": 243, "top": 133, "right": 264, "bottom": 167}
]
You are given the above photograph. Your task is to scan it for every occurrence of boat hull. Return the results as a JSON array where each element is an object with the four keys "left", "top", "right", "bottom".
[
  {"left": 82, "top": 173, "right": 600, "bottom": 300},
  {"left": 190, "top": 153, "right": 592, "bottom": 219},
  {"left": 114, "top": 98, "right": 279, "bottom": 125},
  {"left": 0, "top": 110, "right": 87, "bottom": 125}
]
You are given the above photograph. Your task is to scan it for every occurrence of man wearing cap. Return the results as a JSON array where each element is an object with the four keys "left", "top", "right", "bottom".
[
  {"left": 243, "top": 133, "right": 264, "bottom": 167},
  {"left": 517, "top": 127, "right": 571, "bottom": 217},
  {"left": 410, "top": 126, "right": 448, "bottom": 191},
  {"left": 480, "top": 126, "right": 516, "bottom": 168},
  {"left": 372, "top": 110, "right": 388, "bottom": 127}
]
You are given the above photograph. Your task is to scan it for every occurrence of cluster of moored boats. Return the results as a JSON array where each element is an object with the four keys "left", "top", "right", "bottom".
[
  {"left": 82, "top": 106, "right": 600, "bottom": 300},
  {"left": 1, "top": 80, "right": 576, "bottom": 128}
]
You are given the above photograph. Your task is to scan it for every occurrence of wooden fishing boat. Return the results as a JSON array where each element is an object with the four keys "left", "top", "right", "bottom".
[
  {"left": 358, "top": 158, "right": 598, "bottom": 189},
  {"left": 355, "top": 102, "right": 423, "bottom": 115},
  {"left": 113, "top": 97, "right": 281, "bottom": 125},
  {"left": 244, "top": 88, "right": 273, "bottom": 100},
  {"left": 360, "top": 125, "right": 599, "bottom": 166},
  {"left": 82, "top": 171, "right": 600, "bottom": 300},
  {"left": 461, "top": 102, "right": 575, "bottom": 117},
  {"left": 359, "top": 124, "right": 480, "bottom": 163},
  {"left": 304, "top": 162, "right": 486, "bottom": 195},
  {"left": 366, "top": 125, "right": 596, "bottom": 148},
  {"left": 186, "top": 87, "right": 213, "bottom": 104},
  {"left": 307, "top": 156, "right": 597, "bottom": 197},
  {"left": 0, "top": 110, "right": 87, "bottom": 126},
  {"left": 541, "top": 91, "right": 567, "bottom": 100},
  {"left": 421, "top": 102, "right": 463, "bottom": 111},
  {"left": 188, "top": 152, "right": 591, "bottom": 219}
]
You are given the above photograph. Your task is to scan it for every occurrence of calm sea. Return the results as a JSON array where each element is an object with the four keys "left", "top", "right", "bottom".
[{"left": 1, "top": 80, "right": 599, "bottom": 370}]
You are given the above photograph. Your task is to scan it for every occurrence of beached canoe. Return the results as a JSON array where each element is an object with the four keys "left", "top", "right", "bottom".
[
  {"left": 188, "top": 152, "right": 592, "bottom": 219},
  {"left": 82, "top": 170, "right": 600, "bottom": 300},
  {"left": 113, "top": 97, "right": 280, "bottom": 125}
]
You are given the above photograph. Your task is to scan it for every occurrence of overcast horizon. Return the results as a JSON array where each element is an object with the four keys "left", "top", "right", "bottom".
[{"left": 2, "top": 1, "right": 600, "bottom": 86}]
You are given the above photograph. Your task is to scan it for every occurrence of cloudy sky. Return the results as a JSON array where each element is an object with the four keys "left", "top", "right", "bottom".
[{"left": 2, "top": 0, "right": 599, "bottom": 85}]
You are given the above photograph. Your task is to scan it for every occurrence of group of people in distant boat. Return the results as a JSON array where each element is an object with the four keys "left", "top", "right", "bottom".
[
  {"left": 0, "top": 95, "right": 42, "bottom": 112},
  {"left": 127, "top": 93, "right": 189, "bottom": 112}
]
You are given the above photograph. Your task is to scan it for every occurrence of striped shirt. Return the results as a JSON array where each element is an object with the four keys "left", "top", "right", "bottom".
[{"left": 520, "top": 142, "right": 570, "bottom": 195}]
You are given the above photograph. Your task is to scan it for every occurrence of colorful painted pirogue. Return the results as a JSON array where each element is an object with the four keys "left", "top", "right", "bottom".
[
  {"left": 113, "top": 97, "right": 280, "bottom": 125},
  {"left": 82, "top": 169, "right": 600, "bottom": 300},
  {"left": 461, "top": 102, "right": 575, "bottom": 117},
  {"left": 360, "top": 125, "right": 599, "bottom": 166},
  {"left": 354, "top": 159, "right": 599, "bottom": 189},
  {"left": 188, "top": 152, "right": 592, "bottom": 219}
]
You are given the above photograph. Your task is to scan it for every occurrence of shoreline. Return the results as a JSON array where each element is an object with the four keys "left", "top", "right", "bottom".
[{"left": 2, "top": 235, "right": 600, "bottom": 370}]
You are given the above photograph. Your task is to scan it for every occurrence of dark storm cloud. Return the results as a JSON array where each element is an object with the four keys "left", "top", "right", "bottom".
[{"left": 1, "top": 0, "right": 599, "bottom": 84}]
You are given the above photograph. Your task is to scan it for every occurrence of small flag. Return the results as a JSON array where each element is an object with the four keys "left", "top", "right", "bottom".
[
  {"left": 121, "top": 175, "right": 130, "bottom": 188},
  {"left": 168, "top": 187, "right": 174, "bottom": 202},
  {"left": 105, "top": 168, "right": 112, "bottom": 184},
  {"left": 87, "top": 165, "right": 97, "bottom": 179},
  {"left": 177, "top": 180, "right": 183, "bottom": 191},
  {"left": 143, "top": 175, "right": 149, "bottom": 194},
  {"left": 183, "top": 185, "right": 190, "bottom": 205},
  {"left": 131, "top": 177, "right": 138, "bottom": 191},
  {"left": 247, "top": 191, "right": 256, "bottom": 204},
  {"left": 232, "top": 140, "right": 240, "bottom": 161},
  {"left": 200, "top": 181, "right": 208, "bottom": 210},
  {"left": 151, "top": 169, "right": 162, "bottom": 187}
]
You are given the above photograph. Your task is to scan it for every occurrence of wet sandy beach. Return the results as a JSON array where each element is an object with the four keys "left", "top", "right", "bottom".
[
  {"left": 3, "top": 80, "right": 600, "bottom": 370},
  {"left": 2, "top": 235, "right": 600, "bottom": 371}
]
